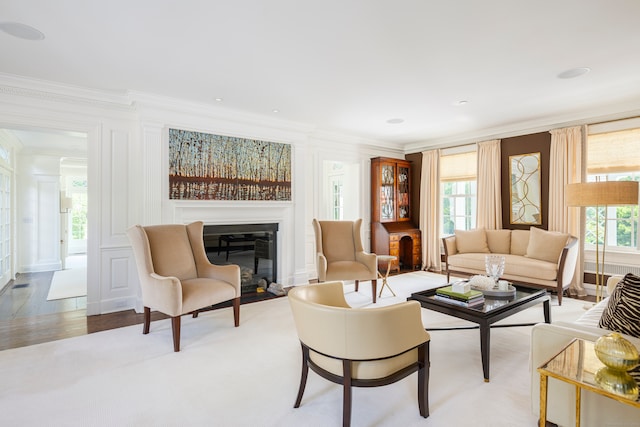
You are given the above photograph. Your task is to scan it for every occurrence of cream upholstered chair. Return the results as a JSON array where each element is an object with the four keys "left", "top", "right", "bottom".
[
  {"left": 127, "top": 221, "right": 241, "bottom": 352},
  {"left": 312, "top": 218, "right": 379, "bottom": 302},
  {"left": 288, "top": 281, "right": 430, "bottom": 427}
]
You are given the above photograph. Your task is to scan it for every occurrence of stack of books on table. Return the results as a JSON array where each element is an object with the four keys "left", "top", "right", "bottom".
[{"left": 434, "top": 285, "right": 485, "bottom": 308}]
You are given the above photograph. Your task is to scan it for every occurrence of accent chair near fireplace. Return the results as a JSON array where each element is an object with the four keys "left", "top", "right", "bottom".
[
  {"left": 127, "top": 221, "right": 241, "bottom": 352},
  {"left": 312, "top": 218, "right": 379, "bottom": 303}
]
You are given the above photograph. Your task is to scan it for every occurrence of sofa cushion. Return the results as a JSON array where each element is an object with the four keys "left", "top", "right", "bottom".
[
  {"left": 525, "top": 227, "right": 569, "bottom": 264},
  {"left": 599, "top": 273, "right": 640, "bottom": 338},
  {"left": 447, "top": 253, "right": 558, "bottom": 282},
  {"left": 486, "top": 229, "right": 511, "bottom": 254},
  {"left": 454, "top": 228, "right": 490, "bottom": 254},
  {"left": 510, "top": 230, "right": 530, "bottom": 255}
]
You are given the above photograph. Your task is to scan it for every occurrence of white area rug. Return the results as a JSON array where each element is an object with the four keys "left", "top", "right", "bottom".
[
  {"left": 0, "top": 271, "right": 585, "bottom": 426},
  {"left": 46, "top": 268, "right": 87, "bottom": 300}
]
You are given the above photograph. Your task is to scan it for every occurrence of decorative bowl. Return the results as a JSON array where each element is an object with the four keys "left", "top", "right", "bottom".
[{"left": 594, "top": 332, "right": 640, "bottom": 371}]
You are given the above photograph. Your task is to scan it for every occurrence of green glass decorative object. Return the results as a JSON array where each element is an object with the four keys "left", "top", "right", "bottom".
[{"left": 594, "top": 332, "right": 640, "bottom": 371}]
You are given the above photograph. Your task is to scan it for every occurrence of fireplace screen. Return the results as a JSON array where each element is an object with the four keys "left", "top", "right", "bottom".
[{"left": 203, "top": 223, "right": 278, "bottom": 293}]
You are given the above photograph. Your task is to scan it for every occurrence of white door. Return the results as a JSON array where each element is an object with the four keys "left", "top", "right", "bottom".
[{"left": 0, "top": 167, "right": 12, "bottom": 287}]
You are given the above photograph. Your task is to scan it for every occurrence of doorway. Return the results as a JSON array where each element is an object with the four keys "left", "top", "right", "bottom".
[
  {"left": 0, "top": 127, "right": 88, "bottom": 318},
  {"left": 322, "top": 160, "right": 361, "bottom": 220}
]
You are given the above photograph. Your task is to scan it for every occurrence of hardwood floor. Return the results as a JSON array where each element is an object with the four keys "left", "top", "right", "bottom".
[{"left": 0, "top": 269, "right": 171, "bottom": 351}]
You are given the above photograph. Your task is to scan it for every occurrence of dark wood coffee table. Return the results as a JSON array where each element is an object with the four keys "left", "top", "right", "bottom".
[{"left": 408, "top": 285, "right": 550, "bottom": 382}]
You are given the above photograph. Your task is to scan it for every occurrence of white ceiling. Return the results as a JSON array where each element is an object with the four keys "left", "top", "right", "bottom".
[{"left": 2, "top": 0, "right": 640, "bottom": 150}]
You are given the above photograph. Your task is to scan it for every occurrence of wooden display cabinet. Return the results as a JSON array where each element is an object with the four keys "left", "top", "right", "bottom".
[
  {"left": 371, "top": 157, "right": 411, "bottom": 222},
  {"left": 371, "top": 157, "right": 421, "bottom": 271}
]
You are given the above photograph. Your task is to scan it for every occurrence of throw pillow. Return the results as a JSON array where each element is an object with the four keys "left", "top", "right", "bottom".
[
  {"left": 510, "top": 230, "right": 530, "bottom": 255},
  {"left": 454, "top": 228, "right": 490, "bottom": 254},
  {"left": 486, "top": 229, "right": 511, "bottom": 254},
  {"left": 525, "top": 227, "right": 569, "bottom": 264},
  {"left": 599, "top": 273, "right": 640, "bottom": 338}
]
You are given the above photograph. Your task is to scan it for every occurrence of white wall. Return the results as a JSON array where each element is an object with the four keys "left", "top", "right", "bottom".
[{"left": 0, "top": 75, "right": 404, "bottom": 315}]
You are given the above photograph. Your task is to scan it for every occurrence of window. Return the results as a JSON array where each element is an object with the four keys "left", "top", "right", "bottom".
[
  {"left": 331, "top": 176, "right": 343, "bottom": 220},
  {"left": 440, "top": 150, "right": 477, "bottom": 236},
  {"left": 442, "top": 180, "right": 477, "bottom": 234},
  {"left": 586, "top": 125, "right": 640, "bottom": 251},
  {"left": 64, "top": 176, "right": 88, "bottom": 254}
]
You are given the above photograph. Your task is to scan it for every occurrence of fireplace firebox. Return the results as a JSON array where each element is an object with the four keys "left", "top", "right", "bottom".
[{"left": 203, "top": 223, "right": 278, "bottom": 293}]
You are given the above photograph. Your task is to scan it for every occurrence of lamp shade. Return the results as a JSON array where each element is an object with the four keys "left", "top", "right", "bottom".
[{"left": 566, "top": 181, "right": 639, "bottom": 207}]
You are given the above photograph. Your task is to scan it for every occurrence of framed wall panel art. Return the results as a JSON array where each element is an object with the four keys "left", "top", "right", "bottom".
[
  {"left": 509, "top": 152, "right": 541, "bottom": 225},
  {"left": 169, "top": 128, "right": 292, "bottom": 201}
]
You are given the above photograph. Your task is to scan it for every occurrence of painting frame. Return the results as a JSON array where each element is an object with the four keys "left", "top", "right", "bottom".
[
  {"left": 168, "top": 128, "right": 292, "bottom": 201},
  {"left": 509, "top": 151, "right": 542, "bottom": 225}
]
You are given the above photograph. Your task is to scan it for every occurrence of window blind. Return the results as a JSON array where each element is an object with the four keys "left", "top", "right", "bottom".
[
  {"left": 587, "top": 128, "right": 640, "bottom": 174},
  {"left": 440, "top": 151, "right": 477, "bottom": 181}
]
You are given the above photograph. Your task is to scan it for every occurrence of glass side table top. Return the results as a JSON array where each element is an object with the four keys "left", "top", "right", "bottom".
[{"left": 539, "top": 338, "right": 640, "bottom": 405}]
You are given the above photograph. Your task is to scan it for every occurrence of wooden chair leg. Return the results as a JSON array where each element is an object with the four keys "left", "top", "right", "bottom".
[
  {"left": 354, "top": 280, "right": 359, "bottom": 292},
  {"left": 342, "top": 359, "right": 352, "bottom": 427},
  {"left": 172, "top": 316, "right": 181, "bottom": 352},
  {"left": 192, "top": 311, "right": 199, "bottom": 318},
  {"left": 143, "top": 306, "right": 151, "bottom": 335},
  {"left": 557, "top": 286, "right": 563, "bottom": 306},
  {"left": 371, "top": 279, "right": 377, "bottom": 304},
  {"left": 418, "top": 341, "right": 430, "bottom": 418},
  {"left": 294, "top": 344, "right": 310, "bottom": 408},
  {"left": 233, "top": 297, "right": 240, "bottom": 327}
]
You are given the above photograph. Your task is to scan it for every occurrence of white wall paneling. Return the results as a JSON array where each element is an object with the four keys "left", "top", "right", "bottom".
[
  {"left": 99, "top": 248, "right": 139, "bottom": 314},
  {"left": 1, "top": 75, "right": 403, "bottom": 314}
]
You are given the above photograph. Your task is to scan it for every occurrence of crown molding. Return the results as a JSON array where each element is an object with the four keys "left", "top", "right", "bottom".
[
  {"left": 0, "top": 73, "right": 134, "bottom": 111},
  {"left": 404, "top": 102, "right": 640, "bottom": 154}
]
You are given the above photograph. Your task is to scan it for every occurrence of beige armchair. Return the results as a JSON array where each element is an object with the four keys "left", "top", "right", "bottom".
[
  {"left": 127, "top": 221, "right": 241, "bottom": 352},
  {"left": 312, "top": 218, "right": 378, "bottom": 302},
  {"left": 288, "top": 281, "right": 430, "bottom": 427}
]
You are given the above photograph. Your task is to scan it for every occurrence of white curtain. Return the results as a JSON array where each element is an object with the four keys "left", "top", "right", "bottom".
[
  {"left": 549, "top": 126, "right": 586, "bottom": 296},
  {"left": 476, "top": 140, "right": 502, "bottom": 229},
  {"left": 420, "top": 149, "right": 441, "bottom": 271}
]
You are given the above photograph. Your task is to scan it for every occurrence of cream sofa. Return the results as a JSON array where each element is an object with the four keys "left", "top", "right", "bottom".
[
  {"left": 530, "top": 276, "right": 640, "bottom": 426},
  {"left": 442, "top": 227, "right": 578, "bottom": 305}
]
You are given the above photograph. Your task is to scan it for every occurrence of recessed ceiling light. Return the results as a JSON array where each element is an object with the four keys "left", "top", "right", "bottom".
[
  {"left": 386, "top": 118, "right": 404, "bottom": 124},
  {"left": 272, "top": 109, "right": 279, "bottom": 113},
  {"left": 456, "top": 100, "right": 469, "bottom": 106},
  {"left": 214, "top": 97, "right": 223, "bottom": 102},
  {"left": 0, "top": 22, "right": 45, "bottom": 40},
  {"left": 557, "top": 67, "right": 591, "bottom": 79}
]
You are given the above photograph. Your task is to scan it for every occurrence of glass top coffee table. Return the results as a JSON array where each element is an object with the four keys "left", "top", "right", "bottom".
[{"left": 408, "top": 284, "right": 550, "bottom": 382}]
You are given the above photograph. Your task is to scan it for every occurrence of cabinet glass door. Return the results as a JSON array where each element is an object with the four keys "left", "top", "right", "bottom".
[
  {"left": 380, "top": 164, "right": 395, "bottom": 220},
  {"left": 397, "top": 166, "right": 410, "bottom": 220}
]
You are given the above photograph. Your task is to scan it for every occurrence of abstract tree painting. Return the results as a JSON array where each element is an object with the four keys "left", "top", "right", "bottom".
[{"left": 169, "top": 129, "right": 292, "bottom": 201}]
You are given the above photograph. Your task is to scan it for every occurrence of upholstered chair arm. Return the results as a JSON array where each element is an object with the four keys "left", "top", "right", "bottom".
[
  {"left": 442, "top": 235, "right": 457, "bottom": 257},
  {"left": 316, "top": 253, "right": 328, "bottom": 282},
  {"left": 343, "top": 301, "right": 430, "bottom": 360},
  {"left": 557, "top": 236, "right": 578, "bottom": 286},
  {"left": 355, "top": 251, "right": 377, "bottom": 277},
  {"left": 142, "top": 273, "right": 183, "bottom": 316},
  {"left": 197, "top": 263, "right": 241, "bottom": 295}
]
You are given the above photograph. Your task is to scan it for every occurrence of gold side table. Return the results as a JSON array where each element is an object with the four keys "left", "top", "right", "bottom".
[
  {"left": 376, "top": 255, "right": 397, "bottom": 297},
  {"left": 538, "top": 338, "right": 640, "bottom": 427}
]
